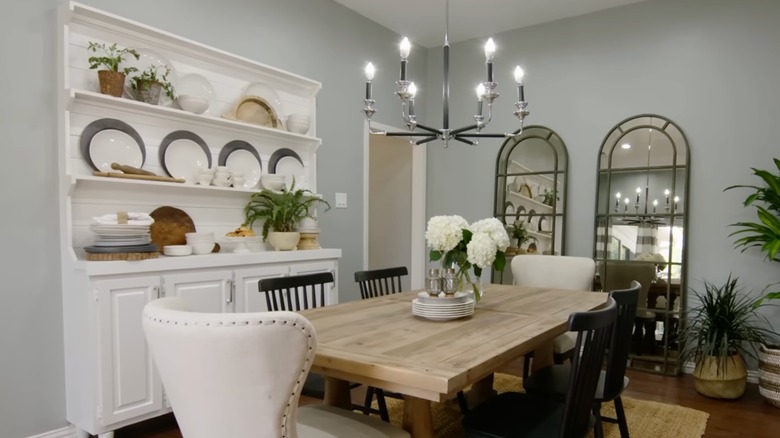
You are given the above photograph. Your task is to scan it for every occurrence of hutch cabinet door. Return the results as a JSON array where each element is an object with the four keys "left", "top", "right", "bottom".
[
  {"left": 162, "top": 270, "right": 234, "bottom": 313},
  {"left": 233, "top": 265, "right": 290, "bottom": 312},
  {"left": 96, "top": 276, "right": 164, "bottom": 426}
]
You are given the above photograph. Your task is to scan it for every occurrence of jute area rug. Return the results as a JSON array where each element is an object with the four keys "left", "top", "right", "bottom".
[{"left": 379, "top": 373, "right": 709, "bottom": 438}]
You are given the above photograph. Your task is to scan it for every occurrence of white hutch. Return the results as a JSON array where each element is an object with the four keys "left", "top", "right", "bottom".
[{"left": 57, "top": 3, "right": 340, "bottom": 436}]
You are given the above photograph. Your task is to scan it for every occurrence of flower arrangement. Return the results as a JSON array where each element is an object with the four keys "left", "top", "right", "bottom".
[{"left": 425, "top": 215, "right": 510, "bottom": 301}]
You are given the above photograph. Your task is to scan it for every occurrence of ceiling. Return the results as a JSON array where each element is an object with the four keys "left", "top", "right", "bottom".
[{"left": 332, "top": 0, "right": 649, "bottom": 48}]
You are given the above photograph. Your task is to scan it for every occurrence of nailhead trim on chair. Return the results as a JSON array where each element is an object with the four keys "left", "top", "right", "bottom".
[{"left": 144, "top": 313, "right": 316, "bottom": 437}]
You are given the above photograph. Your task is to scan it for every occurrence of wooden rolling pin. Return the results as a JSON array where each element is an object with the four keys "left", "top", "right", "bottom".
[{"left": 111, "top": 162, "right": 157, "bottom": 176}]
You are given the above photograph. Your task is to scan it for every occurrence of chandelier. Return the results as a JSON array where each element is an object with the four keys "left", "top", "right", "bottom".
[{"left": 361, "top": 0, "right": 529, "bottom": 147}]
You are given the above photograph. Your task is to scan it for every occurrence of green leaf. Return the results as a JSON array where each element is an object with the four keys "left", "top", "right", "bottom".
[
  {"left": 430, "top": 250, "right": 443, "bottom": 261},
  {"left": 493, "top": 251, "right": 506, "bottom": 271}
]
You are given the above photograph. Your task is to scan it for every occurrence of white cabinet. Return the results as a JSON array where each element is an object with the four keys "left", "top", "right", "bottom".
[
  {"left": 95, "top": 276, "right": 163, "bottom": 426},
  {"left": 163, "top": 270, "right": 233, "bottom": 313},
  {"left": 58, "top": 3, "right": 341, "bottom": 437}
]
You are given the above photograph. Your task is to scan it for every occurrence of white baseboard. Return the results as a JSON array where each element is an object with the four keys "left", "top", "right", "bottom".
[
  {"left": 681, "top": 361, "right": 759, "bottom": 383},
  {"left": 27, "top": 425, "right": 77, "bottom": 438}
]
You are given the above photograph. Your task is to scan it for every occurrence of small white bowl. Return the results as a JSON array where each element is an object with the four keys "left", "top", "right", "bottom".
[
  {"left": 191, "top": 242, "right": 215, "bottom": 255},
  {"left": 163, "top": 245, "right": 193, "bottom": 256},
  {"left": 177, "top": 95, "right": 209, "bottom": 114},
  {"left": 286, "top": 113, "right": 310, "bottom": 134},
  {"left": 261, "top": 174, "right": 286, "bottom": 191}
]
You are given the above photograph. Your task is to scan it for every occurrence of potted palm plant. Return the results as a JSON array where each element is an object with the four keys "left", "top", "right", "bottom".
[
  {"left": 130, "top": 65, "right": 175, "bottom": 105},
  {"left": 87, "top": 42, "right": 139, "bottom": 97},
  {"left": 726, "top": 158, "right": 780, "bottom": 406},
  {"left": 243, "top": 180, "right": 330, "bottom": 251},
  {"left": 509, "top": 220, "right": 537, "bottom": 254},
  {"left": 678, "top": 275, "right": 774, "bottom": 399}
]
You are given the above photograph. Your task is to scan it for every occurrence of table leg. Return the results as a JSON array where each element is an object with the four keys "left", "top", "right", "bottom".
[
  {"left": 402, "top": 396, "right": 434, "bottom": 438},
  {"left": 323, "top": 377, "right": 351, "bottom": 409},
  {"left": 465, "top": 374, "right": 497, "bottom": 406},
  {"left": 531, "top": 342, "right": 554, "bottom": 372}
]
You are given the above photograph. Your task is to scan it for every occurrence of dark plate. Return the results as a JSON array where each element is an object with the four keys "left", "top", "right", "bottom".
[
  {"left": 217, "top": 140, "right": 262, "bottom": 169},
  {"left": 158, "top": 130, "right": 211, "bottom": 179},
  {"left": 268, "top": 148, "right": 303, "bottom": 173},
  {"left": 80, "top": 118, "right": 145, "bottom": 172},
  {"left": 84, "top": 243, "right": 159, "bottom": 253}
]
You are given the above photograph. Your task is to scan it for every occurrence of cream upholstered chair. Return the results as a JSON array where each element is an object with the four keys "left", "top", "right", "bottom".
[
  {"left": 142, "top": 297, "right": 409, "bottom": 438},
  {"left": 511, "top": 255, "right": 597, "bottom": 376}
]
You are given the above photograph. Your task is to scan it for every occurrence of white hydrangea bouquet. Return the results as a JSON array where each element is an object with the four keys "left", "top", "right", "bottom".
[{"left": 425, "top": 215, "right": 510, "bottom": 301}]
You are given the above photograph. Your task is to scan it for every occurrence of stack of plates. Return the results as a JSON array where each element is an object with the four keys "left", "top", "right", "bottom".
[
  {"left": 412, "top": 293, "right": 475, "bottom": 321},
  {"left": 88, "top": 224, "right": 153, "bottom": 249}
]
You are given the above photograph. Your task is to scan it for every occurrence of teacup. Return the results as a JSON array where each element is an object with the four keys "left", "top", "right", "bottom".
[
  {"left": 197, "top": 174, "right": 213, "bottom": 186},
  {"left": 232, "top": 175, "right": 246, "bottom": 188},
  {"left": 213, "top": 176, "right": 231, "bottom": 187}
]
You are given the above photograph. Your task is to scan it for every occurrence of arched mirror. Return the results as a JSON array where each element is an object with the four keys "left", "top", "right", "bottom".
[
  {"left": 493, "top": 126, "right": 568, "bottom": 284},
  {"left": 594, "top": 114, "right": 689, "bottom": 376}
]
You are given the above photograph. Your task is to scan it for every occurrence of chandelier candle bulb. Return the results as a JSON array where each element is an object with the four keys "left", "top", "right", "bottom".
[
  {"left": 615, "top": 192, "right": 621, "bottom": 211},
  {"left": 399, "top": 37, "right": 410, "bottom": 81},
  {"left": 485, "top": 38, "right": 496, "bottom": 82},
  {"left": 514, "top": 66, "right": 525, "bottom": 101},
  {"left": 624, "top": 197, "right": 630, "bottom": 212},
  {"left": 476, "top": 84, "right": 485, "bottom": 116},
  {"left": 653, "top": 199, "right": 658, "bottom": 213},
  {"left": 636, "top": 187, "right": 641, "bottom": 203},
  {"left": 665, "top": 189, "right": 670, "bottom": 206},
  {"left": 364, "top": 62, "right": 375, "bottom": 100}
]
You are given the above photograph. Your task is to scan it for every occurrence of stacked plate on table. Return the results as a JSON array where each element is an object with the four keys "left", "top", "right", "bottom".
[{"left": 412, "top": 292, "right": 476, "bottom": 321}]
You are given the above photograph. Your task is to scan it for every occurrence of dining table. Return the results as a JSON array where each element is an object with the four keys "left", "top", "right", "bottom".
[{"left": 299, "top": 283, "right": 608, "bottom": 438}]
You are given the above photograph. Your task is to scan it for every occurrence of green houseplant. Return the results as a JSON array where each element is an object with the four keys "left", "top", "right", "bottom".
[
  {"left": 678, "top": 275, "right": 774, "bottom": 399},
  {"left": 726, "top": 158, "right": 780, "bottom": 407},
  {"left": 509, "top": 220, "right": 537, "bottom": 254},
  {"left": 130, "top": 65, "right": 175, "bottom": 105},
  {"left": 243, "top": 180, "right": 330, "bottom": 250},
  {"left": 87, "top": 42, "right": 139, "bottom": 97}
]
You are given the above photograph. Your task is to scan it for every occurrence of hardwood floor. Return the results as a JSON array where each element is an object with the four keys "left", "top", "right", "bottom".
[{"left": 115, "top": 370, "right": 780, "bottom": 438}]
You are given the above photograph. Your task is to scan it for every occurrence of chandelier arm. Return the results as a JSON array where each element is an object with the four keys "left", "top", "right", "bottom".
[
  {"left": 413, "top": 123, "right": 442, "bottom": 135},
  {"left": 456, "top": 133, "right": 517, "bottom": 138},
  {"left": 449, "top": 124, "right": 479, "bottom": 136},
  {"left": 416, "top": 136, "right": 439, "bottom": 145},
  {"left": 452, "top": 136, "right": 476, "bottom": 146}
]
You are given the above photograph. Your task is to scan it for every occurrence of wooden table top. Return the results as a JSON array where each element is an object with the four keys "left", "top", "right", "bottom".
[{"left": 300, "top": 284, "right": 608, "bottom": 402}]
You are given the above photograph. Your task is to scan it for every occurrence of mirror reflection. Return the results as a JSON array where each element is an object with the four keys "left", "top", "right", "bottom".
[
  {"left": 594, "top": 114, "right": 689, "bottom": 376},
  {"left": 493, "top": 126, "right": 568, "bottom": 284}
]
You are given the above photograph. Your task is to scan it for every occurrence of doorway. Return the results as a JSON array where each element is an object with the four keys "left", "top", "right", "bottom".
[{"left": 363, "top": 122, "right": 426, "bottom": 290}]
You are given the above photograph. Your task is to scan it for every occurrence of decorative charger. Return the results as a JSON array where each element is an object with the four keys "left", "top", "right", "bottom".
[
  {"left": 149, "top": 206, "right": 196, "bottom": 251},
  {"left": 222, "top": 96, "right": 280, "bottom": 128}
]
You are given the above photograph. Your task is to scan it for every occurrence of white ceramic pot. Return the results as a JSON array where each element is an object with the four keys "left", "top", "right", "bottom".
[{"left": 268, "top": 231, "right": 300, "bottom": 251}]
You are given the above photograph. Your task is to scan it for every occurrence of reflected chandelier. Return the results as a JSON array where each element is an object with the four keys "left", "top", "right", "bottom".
[{"left": 361, "top": 0, "right": 529, "bottom": 147}]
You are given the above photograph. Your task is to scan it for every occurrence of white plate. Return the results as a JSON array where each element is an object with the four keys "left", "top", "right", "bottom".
[
  {"left": 177, "top": 73, "right": 216, "bottom": 114},
  {"left": 90, "top": 224, "right": 150, "bottom": 230},
  {"left": 412, "top": 297, "right": 475, "bottom": 308},
  {"left": 218, "top": 140, "right": 262, "bottom": 190},
  {"left": 416, "top": 291, "right": 469, "bottom": 303},
  {"left": 79, "top": 119, "right": 146, "bottom": 172},
  {"left": 275, "top": 156, "right": 305, "bottom": 189},
  {"left": 123, "top": 47, "right": 179, "bottom": 107},
  {"left": 93, "top": 238, "right": 151, "bottom": 247},
  {"left": 412, "top": 307, "right": 475, "bottom": 321},
  {"left": 159, "top": 131, "right": 211, "bottom": 183}
]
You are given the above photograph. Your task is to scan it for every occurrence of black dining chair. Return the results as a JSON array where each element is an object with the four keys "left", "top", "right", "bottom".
[
  {"left": 523, "top": 281, "right": 640, "bottom": 438},
  {"left": 462, "top": 298, "right": 617, "bottom": 438},
  {"left": 258, "top": 272, "right": 366, "bottom": 405},
  {"left": 354, "top": 266, "right": 471, "bottom": 418}
]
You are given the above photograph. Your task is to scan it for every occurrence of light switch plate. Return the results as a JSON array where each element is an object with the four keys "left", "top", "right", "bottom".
[{"left": 335, "top": 192, "right": 347, "bottom": 208}]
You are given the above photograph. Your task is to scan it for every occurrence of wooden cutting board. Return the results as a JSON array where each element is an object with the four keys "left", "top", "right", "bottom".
[
  {"left": 93, "top": 171, "right": 185, "bottom": 183},
  {"left": 149, "top": 206, "right": 196, "bottom": 250}
]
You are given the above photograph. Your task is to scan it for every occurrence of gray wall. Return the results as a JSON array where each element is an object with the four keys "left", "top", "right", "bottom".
[
  {"left": 426, "top": 0, "right": 780, "bottom": 321},
  {"left": 3, "top": 0, "right": 780, "bottom": 435}
]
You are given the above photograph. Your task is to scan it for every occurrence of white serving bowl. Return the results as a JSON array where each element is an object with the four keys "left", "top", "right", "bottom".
[
  {"left": 286, "top": 113, "right": 310, "bottom": 135},
  {"left": 191, "top": 242, "right": 215, "bottom": 255},
  {"left": 177, "top": 94, "right": 209, "bottom": 114},
  {"left": 261, "top": 174, "right": 286, "bottom": 191},
  {"left": 163, "top": 245, "right": 193, "bottom": 256}
]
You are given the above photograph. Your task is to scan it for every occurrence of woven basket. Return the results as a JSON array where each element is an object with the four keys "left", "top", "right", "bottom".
[{"left": 759, "top": 344, "right": 780, "bottom": 408}]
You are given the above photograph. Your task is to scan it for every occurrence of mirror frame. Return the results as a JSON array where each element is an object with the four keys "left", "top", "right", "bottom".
[
  {"left": 593, "top": 113, "right": 690, "bottom": 376},
  {"left": 492, "top": 126, "right": 569, "bottom": 284}
]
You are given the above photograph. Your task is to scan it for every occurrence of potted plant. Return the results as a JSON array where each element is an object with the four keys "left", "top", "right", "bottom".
[
  {"left": 243, "top": 180, "right": 330, "bottom": 251},
  {"left": 678, "top": 275, "right": 774, "bottom": 399},
  {"left": 87, "top": 42, "right": 139, "bottom": 97},
  {"left": 726, "top": 158, "right": 780, "bottom": 406},
  {"left": 130, "top": 65, "right": 175, "bottom": 105},
  {"left": 509, "top": 220, "right": 537, "bottom": 254},
  {"left": 542, "top": 188, "right": 559, "bottom": 207}
]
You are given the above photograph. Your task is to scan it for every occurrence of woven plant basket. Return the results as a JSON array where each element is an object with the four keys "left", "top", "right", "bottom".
[{"left": 759, "top": 344, "right": 780, "bottom": 408}]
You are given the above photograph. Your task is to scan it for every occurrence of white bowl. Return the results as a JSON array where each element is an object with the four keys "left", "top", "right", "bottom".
[
  {"left": 177, "top": 94, "right": 209, "bottom": 114},
  {"left": 286, "top": 113, "right": 310, "bottom": 134},
  {"left": 261, "top": 174, "right": 286, "bottom": 191},
  {"left": 163, "top": 245, "right": 192, "bottom": 256},
  {"left": 191, "top": 242, "right": 215, "bottom": 255}
]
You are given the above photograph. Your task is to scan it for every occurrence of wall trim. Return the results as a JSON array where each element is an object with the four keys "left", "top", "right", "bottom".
[{"left": 27, "top": 425, "right": 77, "bottom": 438}]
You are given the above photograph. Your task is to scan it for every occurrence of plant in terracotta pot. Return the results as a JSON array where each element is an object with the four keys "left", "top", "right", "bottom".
[
  {"left": 130, "top": 65, "right": 175, "bottom": 105},
  {"left": 87, "top": 42, "right": 139, "bottom": 97},
  {"left": 725, "top": 158, "right": 780, "bottom": 406},
  {"left": 678, "top": 275, "right": 774, "bottom": 399},
  {"left": 243, "top": 180, "right": 330, "bottom": 251}
]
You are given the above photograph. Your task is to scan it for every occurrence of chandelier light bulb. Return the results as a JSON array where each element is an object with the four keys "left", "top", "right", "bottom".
[
  {"left": 408, "top": 82, "right": 417, "bottom": 98},
  {"left": 476, "top": 84, "right": 486, "bottom": 100},
  {"left": 364, "top": 62, "right": 375, "bottom": 81},
  {"left": 621, "top": 143, "right": 631, "bottom": 149},
  {"left": 484, "top": 38, "right": 496, "bottom": 61},
  {"left": 513, "top": 66, "right": 525, "bottom": 84},
  {"left": 616, "top": 192, "right": 621, "bottom": 199},
  {"left": 399, "top": 37, "right": 411, "bottom": 60}
]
